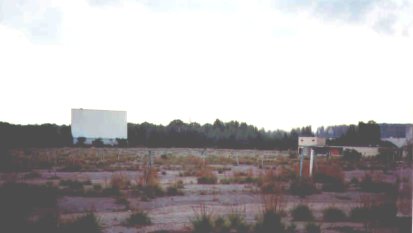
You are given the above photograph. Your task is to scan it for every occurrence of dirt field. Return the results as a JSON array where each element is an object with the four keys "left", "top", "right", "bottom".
[{"left": 1, "top": 147, "right": 411, "bottom": 233}]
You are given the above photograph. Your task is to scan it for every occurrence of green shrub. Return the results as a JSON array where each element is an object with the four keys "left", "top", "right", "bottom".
[
  {"left": 115, "top": 195, "right": 130, "bottom": 208},
  {"left": 59, "top": 179, "right": 92, "bottom": 195},
  {"left": 323, "top": 207, "right": 347, "bottom": 222},
  {"left": 197, "top": 168, "right": 218, "bottom": 184},
  {"left": 255, "top": 210, "right": 285, "bottom": 233},
  {"left": 101, "top": 186, "right": 121, "bottom": 196},
  {"left": 60, "top": 213, "right": 102, "bottom": 233},
  {"left": 92, "top": 138, "right": 104, "bottom": 147},
  {"left": 191, "top": 213, "right": 214, "bottom": 233},
  {"left": 349, "top": 207, "right": 369, "bottom": 222},
  {"left": 93, "top": 184, "right": 102, "bottom": 191},
  {"left": 322, "top": 182, "right": 346, "bottom": 192},
  {"left": 133, "top": 184, "right": 164, "bottom": 200},
  {"left": 166, "top": 180, "right": 184, "bottom": 196},
  {"left": 291, "top": 205, "right": 314, "bottom": 221},
  {"left": 305, "top": 222, "right": 321, "bottom": 233},
  {"left": 342, "top": 149, "right": 362, "bottom": 162},
  {"left": 214, "top": 216, "right": 230, "bottom": 233},
  {"left": 370, "top": 202, "right": 397, "bottom": 226},
  {"left": 126, "top": 211, "right": 151, "bottom": 226},
  {"left": 359, "top": 176, "right": 396, "bottom": 194},
  {"left": 166, "top": 185, "right": 184, "bottom": 196},
  {"left": 197, "top": 175, "right": 218, "bottom": 184},
  {"left": 227, "top": 213, "right": 249, "bottom": 233},
  {"left": 289, "top": 178, "right": 318, "bottom": 197},
  {"left": 23, "top": 171, "right": 42, "bottom": 179}
]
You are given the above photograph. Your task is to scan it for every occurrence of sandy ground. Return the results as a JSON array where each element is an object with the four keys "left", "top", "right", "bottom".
[{"left": 2, "top": 148, "right": 412, "bottom": 233}]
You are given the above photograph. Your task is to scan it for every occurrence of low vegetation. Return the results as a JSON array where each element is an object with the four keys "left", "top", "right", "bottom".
[
  {"left": 126, "top": 210, "right": 152, "bottom": 226},
  {"left": 314, "top": 165, "right": 346, "bottom": 192},
  {"left": 60, "top": 213, "right": 102, "bottom": 233},
  {"left": 191, "top": 205, "right": 250, "bottom": 233},
  {"left": 197, "top": 167, "right": 218, "bottom": 184},
  {"left": 291, "top": 204, "right": 314, "bottom": 221},
  {"left": 289, "top": 177, "right": 318, "bottom": 197},
  {"left": 305, "top": 222, "right": 321, "bottom": 233},
  {"left": 323, "top": 207, "right": 347, "bottom": 222}
]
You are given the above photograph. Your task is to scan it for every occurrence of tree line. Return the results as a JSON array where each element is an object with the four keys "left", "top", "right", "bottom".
[
  {"left": 0, "top": 120, "right": 395, "bottom": 149},
  {"left": 0, "top": 120, "right": 314, "bottom": 150}
]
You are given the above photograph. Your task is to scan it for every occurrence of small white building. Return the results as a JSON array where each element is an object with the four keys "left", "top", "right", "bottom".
[
  {"left": 71, "top": 108, "right": 127, "bottom": 145},
  {"left": 342, "top": 146, "right": 380, "bottom": 157},
  {"left": 298, "top": 137, "right": 326, "bottom": 147}
]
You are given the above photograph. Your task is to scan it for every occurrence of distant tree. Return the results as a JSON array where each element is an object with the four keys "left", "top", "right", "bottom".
[
  {"left": 116, "top": 138, "right": 128, "bottom": 147},
  {"left": 76, "top": 137, "right": 86, "bottom": 147},
  {"left": 330, "top": 121, "right": 381, "bottom": 146},
  {"left": 92, "top": 138, "right": 104, "bottom": 147}
]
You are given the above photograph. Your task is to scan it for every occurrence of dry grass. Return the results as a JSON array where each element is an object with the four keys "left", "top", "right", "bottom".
[
  {"left": 110, "top": 173, "right": 130, "bottom": 190},
  {"left": 197, "top": 166, "right": 218, "bottom": 184},
  {"left": 137, "top": 166, "right": 159, "bottom": 186}
]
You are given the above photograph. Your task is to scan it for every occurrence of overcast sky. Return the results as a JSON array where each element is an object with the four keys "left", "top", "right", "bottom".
[{"left": 0, "top": 0, "right": 412, "bottom": 131}]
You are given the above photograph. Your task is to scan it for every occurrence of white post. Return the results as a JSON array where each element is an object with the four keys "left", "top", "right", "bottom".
[{"left": 309, "top": 148, "right": 314, "bottom": 177}]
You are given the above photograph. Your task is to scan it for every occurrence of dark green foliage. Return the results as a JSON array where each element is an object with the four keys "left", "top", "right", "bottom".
[
  {"left": 126, "top": 211, "right": 151, "bottom": 226},
  {"left": 359, "top": 175, "right": 397, "bottom": 194},
  {"left": 23, "top": 171, "right": 42, "bottom": 179},
  {"left": 342, "top": 149, "right": 362, "bottom": 162},
  {"left": 305, "top": 223, "right": 321, "bottom": 233},
  {"left": 133, "top": 184, "right": 164, "bottom": 200},
  {"left": 166, "top": 185, "right": 184, "bottom": 196},
  {"left": 0, "top": 122, "right": 72, "bottom": 148},
  {"left": 191, "top": 210, "right": 249, "bottom": 233},
  {"left": 291, "top": 205, "right": 314, "bottom": 221},
  {"left": 127, "top": 121, "right": 313, "bottom": 149},
  {"left": 116, "top": 138, "right": 128, "bottom": 147},
  {"left": 31, "top": 212, "right": 60, "bottom": 233},
  {"left": 60, "top": 213, "right": 102, "bottom": 233},
  {"left": 59, "top": 179, "right": 91, "bottom": 195},
  {"left": 322, "top": 182, "right": 346, "bottom": 192},
  {"left": 314, "top": 170, "right": 346, "bottom": 193},
  {"left": 220, "top": 177, "right": 258, "bottom": 184},
  {"left": 349, "top": 203, "right": 398, "bottom": 226},
  {"left": 289, "top": 178, "right": 318, "bottom": 197},
  {"left": 370, "top": 202, "right": 397, "bottom": 226},
  {"left": 227, "top": 213, "right": 249, "bottom": 233},
  {"left": 0, "top": 120, "right": 316, "bottom": 149},
  {"left": 115, "top": 195, "right": 130, "bottom": 208},
  {"left": 323, "top": 207, "right": 347, "bottom": 222},
  {"left": 329, "top": 121, "right": 381, "bottom": 147},
  {"left": 76, "top": 137, "right": 86, "bottom": 146},
  {"left": 101, "top": 186, "right": 122, "bottom": 196},
  {"left": 255, "top": 210, "right": 286, "bottom": 233},
  {"left": 197, "top": 175, "right": 218, "bottom": 184},
  {"left": 92, "top": 138, "right": 104, "bottom": 147},
  {"left": 213, "top": 216, "right": 230, "bottom": 233},
  {"left": 349, "top": 207, "right": 369, "bottom": 222},
  {"left": 0, "top": 183, "right": 58, "bottom": 233},
  {"left": 192, "top": 214, "right": 214, "bottom": 233}
]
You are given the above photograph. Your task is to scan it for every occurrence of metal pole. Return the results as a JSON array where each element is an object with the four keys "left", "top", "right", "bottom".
[{"left": 309, "top": 148, "right": 314, "bottom": 177}]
